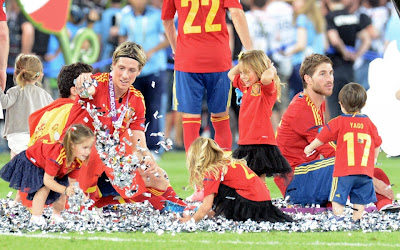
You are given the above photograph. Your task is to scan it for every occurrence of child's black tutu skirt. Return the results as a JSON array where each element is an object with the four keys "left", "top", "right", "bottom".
[
  {"left": 213, "top": 184, "right": 293, "bottom": 222},
  {"left": 0, "top": 151, "right": 68, "bottom": 205},
  {"left": 233, "top": 144, "right": 292, "bottom": 177}
]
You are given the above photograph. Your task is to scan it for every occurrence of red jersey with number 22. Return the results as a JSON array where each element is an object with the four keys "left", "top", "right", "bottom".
[
  {"left": 316, "top": 114, "right": 382, "bottom": 178},
  {"left": 161, "top": 0, "right": 242, "bottom": 73}
]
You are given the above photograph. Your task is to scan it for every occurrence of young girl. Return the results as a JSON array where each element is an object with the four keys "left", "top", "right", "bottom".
[
  {"left": 0, "top": 124, "right": 95, "bottom": 225},
  {"left": 0, "top": 53, "right": 53, "bottom": 159},
  {"left": 180, "top": 137, "right": 292, "bottom": 223},
  {"left": 227, "top": 50, "right": 291, "bottom": 182}
]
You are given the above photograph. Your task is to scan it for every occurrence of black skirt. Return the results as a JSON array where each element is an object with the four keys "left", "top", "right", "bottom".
[
  {"left": 213, "top": 184, "right": 293, "bottom": 222},
  {"left": 0, "top": 151, "right": 68, "bottom": 205},
  {"left": 233, "top": 144, "right": 292, "bottom": 177}
]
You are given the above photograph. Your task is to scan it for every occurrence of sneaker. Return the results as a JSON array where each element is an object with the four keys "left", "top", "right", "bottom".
[
  {"left": 329, "top": 215, "right": 344, "bottom": 223},
  {"left": 30, "top": 215, "right": 47, "bottom": 227},
  {"left": 185, "top": 189, "right": 204, "bottom": 202},
  {"left": 161, "top": 200, "right": 186, "bottom": 213},
  {"left": 50, "top": 215, "right": 65, "bottom": 225},
  {"left": 380, "top": 204, "right": 400, "bottom": 213}
]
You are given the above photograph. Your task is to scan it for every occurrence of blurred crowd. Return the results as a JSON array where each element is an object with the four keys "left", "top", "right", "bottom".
[{"left": 2, "top": 0, "right": 400, "bottom": 155}]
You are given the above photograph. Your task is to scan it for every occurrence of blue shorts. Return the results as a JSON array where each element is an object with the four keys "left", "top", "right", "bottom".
[
  {"left": 286, "top": 157, "right": 335, "bottom": 205},
  {"left": 330, "top": 175, "right": 377, "bottom": 205},
  {"left": 173, "top": 70, "right": 232, "bottom": 114}
]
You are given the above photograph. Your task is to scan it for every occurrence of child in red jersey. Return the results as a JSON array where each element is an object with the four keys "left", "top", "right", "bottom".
[
  {"left": 0, "top": 124, "right": 95, "bottom": 225},
  {"left": 180, "top": 137, "right": 292, "bottom": 223},
  {"left": 304, "top": 83, "right": 382, "bottom": 221},
  {"left": 228, "top": 50, "right": 291, "bottom": 182}
]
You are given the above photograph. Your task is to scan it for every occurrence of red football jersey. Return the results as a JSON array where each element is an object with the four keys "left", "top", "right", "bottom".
[
  {"left": 64, "top": 72, "right": 146, "bottom": 134},
  {"left": 203, "top": 161, "right": 271, "bottom": 201},
  {"left": 316, "top": 114, "right": 382, "bottom": 178},
  {"left": 0, "top": 0, "right": 6, "bottom": 21},
  {"left": 276, "top": 92, "right": 336, "bottom": 169},
  {"left": 26, "top": 141, "right": 82, "bottom": 179},
  {"left": 233, "top": 75, "right": 277, "bottom": 145},
  {"left": 161, "top": 0, "right": 242, "bottom": 73}
]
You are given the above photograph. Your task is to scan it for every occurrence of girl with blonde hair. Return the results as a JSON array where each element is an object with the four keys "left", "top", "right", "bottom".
[{"left": 181, "top": 137, "right": 292, "bottom": 223}]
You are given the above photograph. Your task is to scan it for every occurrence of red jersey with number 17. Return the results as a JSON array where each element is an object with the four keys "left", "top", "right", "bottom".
[
  {"left": 161, "top": 0, "right": 242, "bottom": 73},
  {"left": 316, "top": 114, "right": 382, "bottom": 178}
]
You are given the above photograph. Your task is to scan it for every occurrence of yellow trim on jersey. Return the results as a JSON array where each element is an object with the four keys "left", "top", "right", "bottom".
[
  {"left": 294, "top": 157, "right": 335, "bottom": 175},
  {"left": 330, "top": 177, "right": 338, "bottom": 201},
  {"left": 55, "top": 148, "right": 66, "bottom": 165},
  {"left": 86, "top": 186, "right": 97, "bottom": 193},
  {"left": 147, "top": 187, "right": 165, "bottom": 196},
  {"left": 118, "top": 196, "right": 126, "bottom": 204}
]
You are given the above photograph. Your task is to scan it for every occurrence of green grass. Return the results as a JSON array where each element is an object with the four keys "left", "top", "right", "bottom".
[{"left": 1, "top": 152, "right": 400, "bottom": 249}]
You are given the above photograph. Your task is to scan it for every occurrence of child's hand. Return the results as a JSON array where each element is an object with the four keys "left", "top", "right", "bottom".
[
  {"left": 65, "top": 185, "right": 75, "bottom": 197},
  {"left": 304, "top": 145, "right": 315, "bottom": 157},
  {"left": 179, "top": 213, "right": 193, "bottom": 223}
]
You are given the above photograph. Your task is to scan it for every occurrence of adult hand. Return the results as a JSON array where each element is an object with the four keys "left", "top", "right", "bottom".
[
  {"left": 74, "top": 72, "right": 95, "bottom": 97},
  {"left": 142, "top": 156, "right": 157, "bottom": 175},
  {"left": 373, "top": 178, "right": 394, "bottom": 200}
]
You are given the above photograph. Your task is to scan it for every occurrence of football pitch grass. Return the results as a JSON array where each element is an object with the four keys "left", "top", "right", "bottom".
[{"left": 1, "top": 151, "right": 400, "bottom": 249}]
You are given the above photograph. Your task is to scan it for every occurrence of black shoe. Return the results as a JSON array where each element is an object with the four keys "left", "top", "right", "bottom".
[{"left": 380, "top": 204, "right": 400, "bottom": 213}]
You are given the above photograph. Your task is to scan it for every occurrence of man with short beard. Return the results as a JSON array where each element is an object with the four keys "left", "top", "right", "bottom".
[{"left": 274, "top": 54, "right": 396, "bottom": 212}]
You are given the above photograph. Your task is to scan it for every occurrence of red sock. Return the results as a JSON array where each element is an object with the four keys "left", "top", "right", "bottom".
[
  {"left": 182, "top": 117, "right": 201, "bottom": 152},
  {"left": 162, "top": 186, "right": 187, "bottom": 206},
  {"left": 374, "top": 167, "right": 392, "bottom": 210},
  {"left": 146, "top": 187, "right": 167, "bottom": 210},
  {"left": 211, "top": 115, "right": 232, "bottom": 151}
]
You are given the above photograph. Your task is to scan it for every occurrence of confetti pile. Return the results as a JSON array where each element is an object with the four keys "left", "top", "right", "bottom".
[{"left": 1, "top": 198, "right": 399, "bottom": 234}]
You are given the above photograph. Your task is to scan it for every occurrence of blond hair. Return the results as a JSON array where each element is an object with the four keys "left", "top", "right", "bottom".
[
  {"left": 186, "top": 137, "right": 246, "bottom": 188},
  {"left": 238, "top": 50, "right": 283, "bottom": 102},
  {"left": 294, "top": 0, "right": 326, "bottom": 34},
  {"left": 14, "top": 53, "right": 43, "bottom": 88},
  {"left": 112, "top": 41, "right": 147, "bottom": 71},
  {"left": 63, "top": 124, "right": 94, "bottom": 166}
]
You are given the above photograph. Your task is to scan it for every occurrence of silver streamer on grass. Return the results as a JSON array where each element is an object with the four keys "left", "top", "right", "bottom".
[{"left": 1, "top": 198, "right": 400, "bottom": 234}]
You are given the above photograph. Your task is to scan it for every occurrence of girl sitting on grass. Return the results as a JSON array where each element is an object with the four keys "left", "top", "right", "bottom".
[{"left": 180, "top": 137, "right": 293, "bottom": 223}]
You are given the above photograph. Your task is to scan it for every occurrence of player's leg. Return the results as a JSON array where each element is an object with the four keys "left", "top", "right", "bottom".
[
  {"left": 207, "top": 71, "right": 232, "bottom": 152},
  {"left": 174, "top": 71, "right": 203, "bottom": 151}
]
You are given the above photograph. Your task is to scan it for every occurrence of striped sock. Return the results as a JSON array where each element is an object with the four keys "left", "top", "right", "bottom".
[
  {"left": 211, "top": 115, "right": 232, "bottom": 151},
  {"left": 182, "top": 117, "right": 201, "bottom": 152}
]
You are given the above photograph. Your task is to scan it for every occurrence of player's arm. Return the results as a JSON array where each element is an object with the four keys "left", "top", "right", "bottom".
[
  {"left": 373, "top": 177, "right": 394, "bottom": 200},
  {"left": 228, "top": 7, "right": 252, "bottom": 51},
  {"left": 162, "top": 19, "right": 177, "bottom": 54}
]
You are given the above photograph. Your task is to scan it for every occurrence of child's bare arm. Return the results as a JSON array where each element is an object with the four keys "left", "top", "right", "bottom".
[
  {"left": 260, "top": 67, "right": 276, "bottom": 85},
  {"left": 304, "top": 138, "right": 324, "bottom": 156},
  {"left": 43, "top": 173, "right": 75, "bottom": 196},
  {"left": 181, "top": 193, "right": 214, "bottom": 223},
  {"left": 228, "top": 64, "right": 240, "bottom": 82},
  {"left": 374, "top": 147, "right": 380, "bottom": 165},
  {"left": 396, "top": 89, "right": 400, "bottom": 100}
]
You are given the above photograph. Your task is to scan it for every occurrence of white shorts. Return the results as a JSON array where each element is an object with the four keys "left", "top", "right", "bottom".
[{"left": 7, "top": 132, "right": 30, "bottom": 154}]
